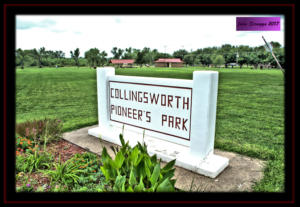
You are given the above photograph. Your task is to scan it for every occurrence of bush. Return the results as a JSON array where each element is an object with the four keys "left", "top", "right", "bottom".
[
  {"left": 16, "top": 118, "right": 63, "bottom": 144},
  {"left": 100, "top": 134, "right": 177, "bottom": 192}
]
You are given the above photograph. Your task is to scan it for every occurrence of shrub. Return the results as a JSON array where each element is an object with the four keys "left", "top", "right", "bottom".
[
  {"left": 100, "top": 134, "right": 177, "bottom": 192},
  {"left": 16, "top": 118, "right": 63, "bottom": 144}
]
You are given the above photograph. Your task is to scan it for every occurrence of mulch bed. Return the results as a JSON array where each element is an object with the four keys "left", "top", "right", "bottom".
[
  {"left": 16, "top": 139, "right": 88, "bottom": 192},
  {"left": 47, "top": 139, "right": 86, "bottom": 162}
]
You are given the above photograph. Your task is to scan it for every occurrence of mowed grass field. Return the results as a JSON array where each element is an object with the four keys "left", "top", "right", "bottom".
[{"left": 16, "top": 66, "right": 284, "bottom": 192}]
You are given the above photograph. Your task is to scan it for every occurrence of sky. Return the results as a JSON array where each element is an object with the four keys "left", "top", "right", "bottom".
[{"left": 16, "top": 15, "right": 285, "bottom": 58}]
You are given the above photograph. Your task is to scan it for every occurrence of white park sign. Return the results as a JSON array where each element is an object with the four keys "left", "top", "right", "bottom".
[
  {"left": 109, "top": 81, "right": 192, "bottom": 140},
  {"left": 88, "top": 67, "right": 229, "bottom": 178}
]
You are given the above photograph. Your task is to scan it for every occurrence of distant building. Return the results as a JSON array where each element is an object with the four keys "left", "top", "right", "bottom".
[
  {"left": 110, "top": 59, "right": 134, "bottom": 68},
  {"left": 154, "top": 58, "right": 183, "bottom": 68}
]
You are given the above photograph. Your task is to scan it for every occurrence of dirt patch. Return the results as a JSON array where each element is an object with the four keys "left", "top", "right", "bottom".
[
  {"left": 16, "top": 171, "right": 51, "bottom": 191},
  {"left": 47, "top": 139, "right": 86, "bottom": 162}
]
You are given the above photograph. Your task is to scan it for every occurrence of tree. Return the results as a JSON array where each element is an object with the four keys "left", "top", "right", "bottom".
[
  {"left": 111, "top": 47, "right": 123, "bottom": 59},
  {"left": 237, "top": 55, "right": 248, "bottom": 68},
  {"left": 134, "top": 47, "right": 155, "bottom": 66},
  {"left": 223, "top": 52, "right": 236, "bottom": 68},
  {"left": 54, "top": 50, "right": 65, "bottom": 66},
  {"left": 202, "top": 46, "right": 218, "bottom": 54},
  {"left": 99, "top": 51, "right": 108, "bottom": 66},
  {"left": 123, "top": 47, "right": 137, "bottom": 59},
  {"left": 274, "top": 48, "right": 285, "bottom": 68},
  {"left": 183, "top": 54, "right": 194, "bottom": 65},
  {"left": 15, "top": 48, "right": 26, "bottom": 69},
  {"left": 44, "top": 50, "right": 51, "bottom": 64},
  {"left": 70, "top": 48, "right": 80, "bottom": 68},
  {"left": 85, "top": 48, "right": 101, "bottom": 68},
  {"left": 257, "top": 51, "right": 269, "bottom": 65},
  {"left": 38, "top": 47, "right": 46, "bottom": 67},
  {"left": 183, "top": 54, "right": 199, "bottom": 66},
  {"left": 263, "top": 47, "right": 284, "bottom": 69},
  {"left": 111, "top": 47, "right": 117, "bottom": 57},
  {"left": 254, "top": 45, "right": 265, "bottom": 52},
  {"left": 155, "top": 52, "right": 172, "bottom": 60},
  {"left": 30, "top": 48, "right": 43, "bottom": 68},
  {"left": 198, "top": 54, "right": 212, "bottom": 67},
  {"left": 212, "top": 55, "right": 225, "bottom": 68},
  {"left": 270, "top": 41, "right": 281, "bottom": 49},
  {"left": 183, "top": 54, "right": 193, "bottom": 66},
  {"left": 220, "top": 44, "right": 234, "bottom": 52},
  {"left": 237, "top": 45, "right": 252, "bottom": 52},
  {"left": 143, "top": 53, "right": 153, "bottom": 65},
  {"left": 135, "top": 51, "right": 145, "bottom": 67},
  {"left": 141, "top": 47, "right": 154, "bottom": 65},
  {"left": 173, "top": 49, "right": 188, "bottom": 61},
  {"left": 123, "top": 47, "right": 132, "bottom": 59},
  {"left": 248, "top": 53, "right": 260, "bottom": 69}
]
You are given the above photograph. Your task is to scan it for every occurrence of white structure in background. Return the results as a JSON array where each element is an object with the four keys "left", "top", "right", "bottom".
[{"left": 88, "top": 67, "right": 229, "bottom": 178}]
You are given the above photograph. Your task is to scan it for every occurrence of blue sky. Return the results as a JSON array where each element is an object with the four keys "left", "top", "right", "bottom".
[{"left": 16, "top": 15, "right": 285, "bottom": 58}]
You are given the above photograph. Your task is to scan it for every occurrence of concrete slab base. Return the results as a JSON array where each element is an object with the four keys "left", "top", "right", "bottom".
[
  {"left": 88, "top": 126, "right": 228, "bottom": 178},
  {"left": 63, "top": 125, "right": 265, "bottom": 192}
]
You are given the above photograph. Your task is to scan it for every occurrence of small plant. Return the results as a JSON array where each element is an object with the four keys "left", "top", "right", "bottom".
[
  {"left": 16, "top": 155, "right": 27, "bottom": 173},
  {"left": 36, "top": 186, "right": 45, "bottom": 192},
  {"left": 47, "top": 182, "right": 69, "bottom": 192},
  {"left": 16, "top": 183, "right": 34, "bottom": 192},
  {"left": 71, "top": 152, "right": 101, "bottom": 173},
  {"left": 16, "top": 135, "right": 36, "bottom": 155},
  {"left": 100, "top": 134, "right": 177, "bottom": 192},
  {"left": 42, "top": 155, "right": 84, "bottom": 186},
  {"left": 71, "top": 181, "right": 108, "bottom": 192},
  {"left": 16, "top": 150, "right": 53, "bottom": 173},
  {"left": 70, "top": 152, "right": 104, "bottom": 185},
  {"left": 16, "top": 124, "right": 52, "bottom": 173}
]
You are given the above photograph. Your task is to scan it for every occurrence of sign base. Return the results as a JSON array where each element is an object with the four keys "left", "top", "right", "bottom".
[{"left": 88, "top": 126, "right": 229, "bottom": 178}]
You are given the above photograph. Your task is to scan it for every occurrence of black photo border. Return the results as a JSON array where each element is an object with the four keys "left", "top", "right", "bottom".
[{"left": 2, "top": 2, "right": 295, "bottom": 205}]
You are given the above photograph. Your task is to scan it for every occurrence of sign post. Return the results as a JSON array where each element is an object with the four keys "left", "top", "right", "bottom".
[{"left": 88, "top": 67, "right": 229, "bottom": 178}]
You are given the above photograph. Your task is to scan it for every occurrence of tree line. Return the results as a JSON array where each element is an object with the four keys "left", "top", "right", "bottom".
[{"left": 15, "top": 42, "right": 284, "bottom": 69}]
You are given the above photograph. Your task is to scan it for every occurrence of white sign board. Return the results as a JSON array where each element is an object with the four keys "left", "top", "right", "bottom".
[
  {"left": 109, "top": 81, "right": 192, "bottom": 140},
  {"left": 88, "top": 67, "right": 229, "bottom": 178}
]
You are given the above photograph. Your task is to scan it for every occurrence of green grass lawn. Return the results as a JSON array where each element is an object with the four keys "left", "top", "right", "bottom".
[{"left": 16, "top": 66, "right": 284, "bottom": 192}]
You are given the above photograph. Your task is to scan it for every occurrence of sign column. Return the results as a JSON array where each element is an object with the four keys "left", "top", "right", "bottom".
[
  {"left": 190, "top": 71, "right": 219, "bottom": 159},
  {"left": 97, "top": 67, "right": 115, "bottom": 128}
]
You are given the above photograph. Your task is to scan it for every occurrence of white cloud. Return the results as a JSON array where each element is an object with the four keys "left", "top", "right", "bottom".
[{"left": 16, "top": 15, "right": 285, "bottom": 57}]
